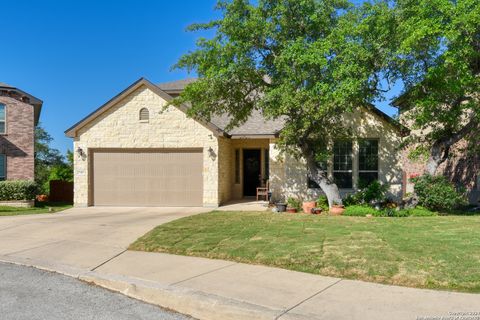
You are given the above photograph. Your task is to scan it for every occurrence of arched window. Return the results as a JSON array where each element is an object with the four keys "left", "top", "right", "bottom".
[
  {"left": 139, "top": 108, "right": 149, "bottom": 122},
  {"left": 0, "top": 104, "right": 5, "bottom": 134}
]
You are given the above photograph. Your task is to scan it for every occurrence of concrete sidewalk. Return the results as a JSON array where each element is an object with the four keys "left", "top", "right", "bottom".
[
  {"left": 1, "top": 208, "right": 479, "bottom": 319},
  {"left": 2, "top": 250, "right": 479, "bottom": 320}
]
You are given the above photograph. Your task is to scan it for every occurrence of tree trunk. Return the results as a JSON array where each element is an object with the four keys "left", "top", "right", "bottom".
[
  {"left": 425, "top": 142, "right": 449, "bottom": 175},
  {"left": 300, "top": 144, "right": 342, "bottom": 207},
  {"left": 425, "top": 118, "right": 478, "bottom": 175}
]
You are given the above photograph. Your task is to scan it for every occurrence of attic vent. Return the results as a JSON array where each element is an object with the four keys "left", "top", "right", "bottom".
[{"left": 139, "top": 108, "right": 149, "bottom": 122}]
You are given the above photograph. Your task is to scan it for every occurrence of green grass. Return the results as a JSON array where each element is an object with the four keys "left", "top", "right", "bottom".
[
  {"left": 0, "top": 202, "right": 72, "bottom": 216},
  {"left": 130, "top": 211, "right": 480, "bottom": 293}
]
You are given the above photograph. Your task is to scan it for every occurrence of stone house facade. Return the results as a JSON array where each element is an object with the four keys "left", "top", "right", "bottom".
[
  {"left": 0, "top": 83, "right": 42, "bottom": 181},
  {"left": 66, "top": 78, "right": 406, "bottom": 207}
]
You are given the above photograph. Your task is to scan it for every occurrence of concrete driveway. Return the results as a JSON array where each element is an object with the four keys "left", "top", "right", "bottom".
[{"left": 0, "top": 207, "right": 208, "bottom": 274}]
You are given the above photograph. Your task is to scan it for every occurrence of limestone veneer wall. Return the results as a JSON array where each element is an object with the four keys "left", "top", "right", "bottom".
[
  {"left": 73, "top": 85, "right": 219, "bottom": 207},
  {"left": 269, "top": 109, "right": 404, "bottom": 202}
]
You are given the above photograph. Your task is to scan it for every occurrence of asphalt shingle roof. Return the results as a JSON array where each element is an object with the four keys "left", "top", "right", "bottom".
[{"left": 157, "top": 78, "right": 283, "bottom": 136}]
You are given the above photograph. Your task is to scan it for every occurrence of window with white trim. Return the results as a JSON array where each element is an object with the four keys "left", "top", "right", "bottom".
[
  {"left": 358, "top": 139, "right": 379, "bottom": 188},
  {"left": 235, "top": 149, "right": 240, "bottom": 184},
  {"left": 0, "top": 154, "right": 6, "bottom": 180},
  {"left": 333, "top": 140, "right": 353, "bottom": 188},
  {"left": 0, "top": 104, "right": 5, "bottom": 134},
  {"left": 139, "top": 108, "right": 149, "bottom": 122}
]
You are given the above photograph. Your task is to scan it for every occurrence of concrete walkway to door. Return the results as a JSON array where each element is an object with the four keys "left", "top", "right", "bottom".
[{"left": 1, "top": 207, "right": 479, "bottom": 320}]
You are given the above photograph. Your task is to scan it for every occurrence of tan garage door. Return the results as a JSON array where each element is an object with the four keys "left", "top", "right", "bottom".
[{"left": 92, "top": 150, "right": 203, "bottom": 207}]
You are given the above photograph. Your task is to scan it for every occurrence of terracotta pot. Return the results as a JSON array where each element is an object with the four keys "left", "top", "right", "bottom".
[
  {"left": 312, "top": 208, "right": 322, "bottom": 215},
  {"left": 329, "top": 205, "right": 345, "bottom": 216},
  {"left": 286, "top": 208, "right": 297, "bottom": 213},
  {"left": 302, "top": 201, "right": 317, "bottom": 214},
  {"left": 36, "top": 194, "right": 49, "bottom": 202}
]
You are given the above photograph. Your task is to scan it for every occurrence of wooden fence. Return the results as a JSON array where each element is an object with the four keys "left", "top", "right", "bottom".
[{"left": 49, "top": 180, "right": 73, "bottom": 203}]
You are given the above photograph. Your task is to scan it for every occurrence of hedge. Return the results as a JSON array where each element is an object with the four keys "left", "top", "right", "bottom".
[{"left": 0, "top": 180, "right": 38, "bottom": 201}]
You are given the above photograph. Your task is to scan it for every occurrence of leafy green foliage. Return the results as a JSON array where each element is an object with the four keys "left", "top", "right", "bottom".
[
  {"left": 0, "top": 180, "right": 38, "bottom": 201},
  {"left": 391, "top": 0, "right": 480, "bottom": 163},
  {"left": 343, "top": 181, "right": 388, "bottom": 206},
  {"left": 172, "top": 0, "right": 397, "bottom": 205},
  {"left": 35, "top": 125, "right": 72, "bottom": 193},
  {"left": 316, "top": 195, "right": 329, "bottom": 211},
  {"left": 343, "top": 205, "right": 379, "bottom": 216},
  {"left": 286, "top": 197, "right": 302, "bottom": 211},
  {"left": 344, "top": 204, "right": 437, "bottom": 217},
  {"left": 412, "top": 175, "right": 467, "bottom": 211}
]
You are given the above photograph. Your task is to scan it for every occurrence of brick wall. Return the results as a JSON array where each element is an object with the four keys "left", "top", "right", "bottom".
[{"left": 0, "top": 96, "right": 35, "bottom": 181}]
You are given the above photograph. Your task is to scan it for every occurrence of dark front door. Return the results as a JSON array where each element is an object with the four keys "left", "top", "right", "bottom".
[{"left": 243, "top": 149, "right": 261, "bottom": 196}]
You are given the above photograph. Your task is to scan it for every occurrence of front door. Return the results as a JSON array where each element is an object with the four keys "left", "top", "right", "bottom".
[{"left": 243, "top": 149, "right": 261, "bottom": 196}]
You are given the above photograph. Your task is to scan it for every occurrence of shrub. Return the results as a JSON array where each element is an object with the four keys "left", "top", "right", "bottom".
[
  {"left": 344, "top": 205, "right": 437, "bottom": 217},
  {"left": 0, "top": 180, "right": 38, "bottom": 201},
  {"left": 407, "top": 207, "right": 438, "bottom": 217},
  {"left": 316, "top": 195, "right": 329, "bottom": 211},
  {"left": 343, "top": 181, "right": 389, "bottom": 206},
  {"left": 412, "top": 175, "right": 466, "bottom": 211},
  {"left": 286, "top": 197, "right": 302, "bottom": 211},
  {"left": 344, "top": 205, "right": 380, "bottom": 217}
]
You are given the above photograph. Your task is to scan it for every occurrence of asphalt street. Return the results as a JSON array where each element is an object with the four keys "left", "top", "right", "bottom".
[{"left": 0, "top": 262, "right": 192, "bottom": 320}]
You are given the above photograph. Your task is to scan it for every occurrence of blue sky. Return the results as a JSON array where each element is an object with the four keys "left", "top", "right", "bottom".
[{"left": 1, "top": 0, "right": 399, "bottom": 155}]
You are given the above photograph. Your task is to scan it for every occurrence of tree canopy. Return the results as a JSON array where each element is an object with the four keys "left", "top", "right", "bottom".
[
  {"left": 389, "top": 0, "right": 480, "bottom": 174},
  {"left": 172, "top": 0, "right": 479, "bottom": 204},
  {"left": 172, "top": 0, "right": 396, "bottom": 205}
]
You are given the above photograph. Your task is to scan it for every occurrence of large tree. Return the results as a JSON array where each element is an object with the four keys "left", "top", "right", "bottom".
[
  {"left": 391, "top": 0, "right": 480, "bottom": 175},
  {"left": 172, "top": 0, "right": 394, "bottom": 206},
  {"left": 35, "top": 125, "right": 71, "bottom": 193}
]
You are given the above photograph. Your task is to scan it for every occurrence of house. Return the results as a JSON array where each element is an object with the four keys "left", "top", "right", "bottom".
[
  {"left": 0, "top": 83, "right": 42, "bottom": 181},
  {"left": 65, "top": 78, "right": 406, "bottom": 207},
  {"left": 394, "top": 99, "right": 480, "bottom": 204}
]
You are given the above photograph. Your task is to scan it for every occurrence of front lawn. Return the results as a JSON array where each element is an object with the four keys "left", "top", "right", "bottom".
[
  {"left": 0, "top": 202, "right": 72, "bottom": 216},
  {"left": 130, "top": 211, "right": 480, "bottom": 293}
]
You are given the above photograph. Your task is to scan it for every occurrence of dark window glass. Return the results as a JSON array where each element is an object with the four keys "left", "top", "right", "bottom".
[
  {"left": 0, "top": 104, "right": 5, "bottom": 134},
  {"left": 0, "top": 154, "right": 5, "bottom": 180},
  {"left": 235, "top": 149, "right": 240, "bottom": 184},
  {"left": 333, "top": 140, "right": 352, "bottom": 188},
  {"left": 264, "top": 149, "right": 269, "bottom": 180},
  {"left": 359, "top": 139, "right": 379, "bottom": 188}
]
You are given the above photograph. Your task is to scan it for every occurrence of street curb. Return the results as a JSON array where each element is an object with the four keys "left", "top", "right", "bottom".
[
  {"left": 0, "top": 255, "right": 293, "bottom": 320},
  {"left": 79, "top": 271, "right": 284, "bottom": 320}
]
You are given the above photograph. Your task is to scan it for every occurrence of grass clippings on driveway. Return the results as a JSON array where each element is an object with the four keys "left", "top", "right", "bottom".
[
  {"left": 130, "top": 211, "right": 480, "bottom": 293},
  {"left": 0, "top": 202, "right": 72, "bottom": 216}
]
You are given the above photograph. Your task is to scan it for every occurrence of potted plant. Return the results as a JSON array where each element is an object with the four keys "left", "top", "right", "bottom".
[
  {"left": 287, "top": 197, "right": 301, "bottom": 213},
  {"left": 302, "top": 200, "right": 317, "bottom": 214},
  {"left": 329, "top": 201, "right": 345, "bottom": 216},
  {"left": 311, "top": 207, "right": 323, "bottom": 214}
]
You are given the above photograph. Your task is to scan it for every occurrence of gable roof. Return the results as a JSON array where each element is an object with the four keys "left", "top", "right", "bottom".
[
  {"left": 65, "top": 77, "right": 407, "bottom": 138},
  {"left": 64, "top": 78, "right": 227, "bottom": 138},
  {"left": 0, "top": 82, "right": 43, "bottom": 125}
]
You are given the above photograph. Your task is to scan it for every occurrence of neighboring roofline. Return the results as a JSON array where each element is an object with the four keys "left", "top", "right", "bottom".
[
  {"left": 230, "top": 134, "right": 277, "bottom": 139},
  {"left": 65, "top": 78, "right": 230, "bottom": 138},
  {"left": 0, "top": 84, "right": 43, "bottom": 126}
]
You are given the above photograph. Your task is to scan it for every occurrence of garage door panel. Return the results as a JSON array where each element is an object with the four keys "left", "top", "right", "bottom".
[{"left": 92, "top": 150, "right": 203, "bottom": 206}]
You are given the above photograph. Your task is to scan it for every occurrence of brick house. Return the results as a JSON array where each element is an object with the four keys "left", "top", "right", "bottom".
[
  {"left": 0, "top": 83, "right": 42, "bottom": 181},
  {"left": 395, "top": 99, "right": 480, "bottom": 204}
]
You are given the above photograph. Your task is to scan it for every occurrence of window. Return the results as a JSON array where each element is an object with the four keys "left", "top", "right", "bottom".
[
  {"left": 0, "top": 154, "right": 6, "bottom": 180},
  {"left": 333, "top": 140, "right": 353, "bottom": 188},
  {"left": 139, "top": 108, "right": 149, "bottom": 122},
  {"left": 358, "top": 139, "right": 379, "bottom": 188},
  {"left": 235, "top": 149, "right": 240, "bottom": 184},
  {"left": 0, "top": 104, "right": 5, "bottom": 134}
]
